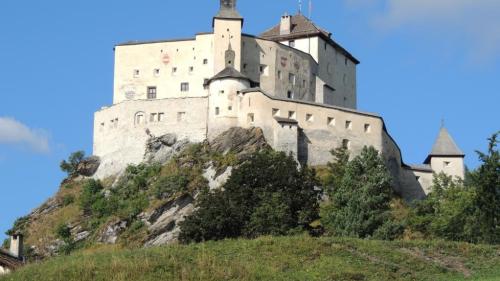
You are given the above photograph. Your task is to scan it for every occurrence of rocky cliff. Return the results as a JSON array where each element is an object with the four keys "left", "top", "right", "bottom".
[{"left": 5, "top": 127, "right": 270, "bottom": 259}]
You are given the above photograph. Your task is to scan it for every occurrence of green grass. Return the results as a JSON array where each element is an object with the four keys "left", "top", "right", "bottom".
[{"left": 2, "top": 235, "right": 499, "bottom": 281}]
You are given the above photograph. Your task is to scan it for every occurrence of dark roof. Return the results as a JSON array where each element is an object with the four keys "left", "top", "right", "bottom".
[
  {"left": 424, "top": 127, "right": 465, "bottom": 164},
  {"left": 0, "top": 250, "right": 22, "bottom": 270},
  {"left": 260, "top": 14, "right": 359, "bottom": 64},
  {"left": 407, "top": 164, "right": 433, "bottom": 173},
  {"left": 205, "top": 66, "right": 255, "bottom": 85}
]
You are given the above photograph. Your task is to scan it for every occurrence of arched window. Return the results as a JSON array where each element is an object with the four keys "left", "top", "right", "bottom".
[{"left": 134, "top": 111, "right": 146, "bottom": 125}]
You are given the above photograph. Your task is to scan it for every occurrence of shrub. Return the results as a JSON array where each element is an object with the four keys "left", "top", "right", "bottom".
[
  {"left": 55, "top": 224, "right": 71, "bottom": 240},
  {"left": 62, "top": 194, "right": 75, "bottom": 206},
  {"left": 60, "top": 151, "right": 85, "bottom": 176},
  {"left": 179, "top": 150, "right": 320, "bottom": 243},
  {"left": 153, "top": 174, "right": 189, "bottom": 199}
]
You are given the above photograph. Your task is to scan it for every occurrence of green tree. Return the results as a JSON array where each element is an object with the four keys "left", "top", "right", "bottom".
[
  {"left": 470, "top": 132, "right": 500, "bottom": 244},
  {"left": 179, "top": 150, "right": 320, "bottom": 243},
  {"left": 321, "top": 146, "right": 400, "bottom": 239},
  {"left": 60, "top": 151, "right": 85, "bottom": 176}
]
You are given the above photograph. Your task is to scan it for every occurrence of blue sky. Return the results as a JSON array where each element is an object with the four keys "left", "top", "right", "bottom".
[{"left": 0, "top": 0, "right": 499, "bottom": 241}]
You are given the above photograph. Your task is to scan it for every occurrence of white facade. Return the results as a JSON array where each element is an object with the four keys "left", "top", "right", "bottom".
[{"left": 93, "top": 1, "right": 464, "bottom": 200}]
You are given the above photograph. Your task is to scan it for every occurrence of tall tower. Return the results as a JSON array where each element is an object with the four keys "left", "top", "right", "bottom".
[
  {"left": 424, "top": 127, "right": 465, "bottom": 179},
  {"left": 213, "top": 0, "right": 243, "bottom": 73}
]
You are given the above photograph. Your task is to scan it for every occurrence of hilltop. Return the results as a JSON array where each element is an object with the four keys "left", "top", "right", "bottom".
[{"left": 1, "top": 235, "right": 500, "bottom": 281}]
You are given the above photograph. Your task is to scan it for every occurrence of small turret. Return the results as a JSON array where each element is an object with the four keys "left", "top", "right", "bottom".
[
  {"left": 9, "top": 234, "right": 23, "bottom": 259},
  {"left": 424, "top": 126, "right": 465, "bottom": 179}
]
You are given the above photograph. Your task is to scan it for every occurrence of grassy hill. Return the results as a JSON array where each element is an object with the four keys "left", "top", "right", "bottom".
[{"left": 2, "top": 235, "right": 499, "bottom": 281}]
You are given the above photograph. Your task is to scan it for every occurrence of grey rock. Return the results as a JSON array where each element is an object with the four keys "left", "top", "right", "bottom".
[
  {"left": 74, "top": 231, "right": 90, "bottom": 243},
  {"left": 77, "top": 156, "right": 101, "bottom": 177},
  {"left": 98, "top": 220, "right": 128, "bottom": 244}
]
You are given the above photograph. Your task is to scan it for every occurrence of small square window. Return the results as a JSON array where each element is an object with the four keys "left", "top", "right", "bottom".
[
  {"left": 228, "top": 106, "right": 232, "bottom": 111},
  {"left": 327, "top": 117, "right": 335, "bottom": 126},
  {"left": 203, "top": 59, "right": 208, "bottom": 65},
  {"left": 342, "top": 139, "right": 351, "bottom": 149},
  {"left": 177, "top": 112, "right": 186, "bottom": 122},
  {"left": 287, "top": 91, "right": 294, "bottom": 99},
  {"left": 147, "top": 86, "right": 157, "bottom": 99},
  {"left": 364, "top": 124, "right": 371, "bottom": 133},
  {"left": 150, "top": 113, "right": 157, "bottom": 122},
  {"left": 181, "top": 82, "right": 189, "bottom": 92},
  {"left": 278, "top": 70, "right": 282, "bottom": 80},
  {"left": 215, "top": 107, "right": 220, "bottom": 115},
  {"left": 219, "top": 90, "right": 225, "bottom": 94},
  {"left": 289, "top": 73, "right": 296, "bottom": 85},
  {"left": 247, "top": 113, "right": 255, "bottom": 124},
  {"left": 272, "top": 108, "right": 280, "bottom": 117},
  {"left": 243, "top": 63, "right": 248, "bottom": 70},
  {"left": 302, "top": 80, "right": 306, "bottom": 87},
  {"left": 133, "top": 69, "right": 140, "bottom": 78},
  {"left": 154, "top": 69, "right": 160, "bottom": 77},
  {"left": 172, "top": 67, "right": 178, "bottom": 75},
  {"left": 288, "top": 111, "right": 296, "bottom": 119},
  {"left": 444, "top": 161, "right": 451, "bottom": 168},
  {"left": 158, "top": 113, "right": 165, "bottom": 122},
  {"left": 189, "top": 66, "right": 194, "bottom": 73},
  {"left": 306, "top": 114, "right": 314, "bottom": 122},
  {"left": 260, "top": 65, "right": 269, "bottom": 76},
  {"left": 345, "top": 120, "right": 352, "bottom": 130}
]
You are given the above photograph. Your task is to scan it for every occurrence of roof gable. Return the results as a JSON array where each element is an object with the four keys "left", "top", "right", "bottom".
[{"left": 260, "top": 14, "right": 330, "bottom": 40}]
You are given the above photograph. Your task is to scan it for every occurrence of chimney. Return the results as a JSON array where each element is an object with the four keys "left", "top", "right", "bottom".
[
  {"left": 9, "top": 234, "right": 23, "bottom": 259},
  {"left": 280, "top": 13, "right": 291, "bottom": 35}
]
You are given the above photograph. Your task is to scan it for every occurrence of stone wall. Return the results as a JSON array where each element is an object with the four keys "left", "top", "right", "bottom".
[{"left": 93, "top": 97, "right": 208, "bottom": 178}]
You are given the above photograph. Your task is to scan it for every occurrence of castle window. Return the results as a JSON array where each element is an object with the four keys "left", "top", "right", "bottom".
[
  {"left": 306, "top": 114, "right": 314, "bottom": 122},
  {"left": 303, "top": 80, "right": 306, "bottom": 87},
  {"left": 287, "top": 91, "right": 294, "bottom": 99},
  {"left": 342, "top": 139, "right": 351, "bottom": 150},
  {"left": 243, "top": 63, "right": 247, "bottom": 70},
  {"left": 154, "top": 69, "right": 160, "bottom": 77},
  {"left": 228, "top": 106, "right": 232, "bottom": 111},
  {"left": 345, "top": 120, "right": 352, "bottom": 130},
  {"left": 272, "top": 108, "right": 280, "bottom": 117},
  {"left": 147, "top": 87, "right": 157, "bottom": 99},
  {"left": 289, "top": 40, "right": 295, "bottom": 48},
  {"left": 220, "top": 90, "right": 225, "bottom": 94},
  {"left": 278, "top": 70, "right": 282, "bottom": 80},
  {"left": 181, "top": 82, "right": 189, "bottom": 92},
  {"left": 289, "top": 73, "right": 296, "bottom": 85},
  {"left": 328, "top": 117, "right": 335, "bottom": 126},
  {"left": 444, "top": 161, "right": 451, "bottom": 168},
  {"left": 135, "top": 112, "right": 145, "bottom": 125},
  {"left": 203, "top": 58, "right": 208, "bottom": 65},
  {"left": 364, "top": 124, "right": 371, "bottom": 133},
  {"left": 247, "top": 113, "right": 255, "bottom": 124},
  {"left": 215, "top": 107, "right": 220, "bottom": 115},
  {"left": 172, "top": 67, "right": 177, "bottom": 75},
  {"left": 288, "top": 111, "right": 296, "bottom": 119},
  {"left": 260, "top": 65, "right": 269, "bottom": 76},
  {"left": 345, "top": 58, "right": 348, "bottom": 66},
  {"left": 150, "top": 113, "right": 157, "bottom": 122},
  {"left": 177, "top": 112, "right": 186, "bottom": 122},
  {"left": 189, "top": 66, "right": 194, "bottom": 74},
  {"left": 133, "top": 69, "right": 140, "bottom": 78},
  {"left": 158, "top": 113, "right": 165, "bottom": 122}
]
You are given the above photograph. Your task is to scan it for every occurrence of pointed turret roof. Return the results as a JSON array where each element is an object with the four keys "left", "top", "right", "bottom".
[{"left": 424, "top": 127, "right": 464, "bottom": 163}]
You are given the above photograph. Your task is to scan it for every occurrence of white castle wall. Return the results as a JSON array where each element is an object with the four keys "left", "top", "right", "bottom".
[{"left": 93, "top": 97, "right": 208, "bottom": 178}]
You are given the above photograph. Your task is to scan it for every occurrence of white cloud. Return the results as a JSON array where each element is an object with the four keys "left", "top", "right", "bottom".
[
  {"left": 348, "top": 0, "right": 500, "bottom": 62},
  {"left": 0, "top": 117, "right": 50, "bottom": 154}
]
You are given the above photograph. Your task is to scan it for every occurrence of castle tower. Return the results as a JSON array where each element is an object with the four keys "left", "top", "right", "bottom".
[
  {"left": 424, "top": 126, "right": 465, "bottom": 179},
  {"left": 213, "top": 0, "right": 243, "bottom": 73}
]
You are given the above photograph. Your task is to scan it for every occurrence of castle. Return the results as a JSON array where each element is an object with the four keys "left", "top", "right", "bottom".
[{"left": 93, "top": 0, "right": 465, "bottom": 200}]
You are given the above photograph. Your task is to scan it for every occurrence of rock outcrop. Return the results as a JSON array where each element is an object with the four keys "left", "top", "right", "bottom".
[{"left": 76, "top": 156, "right": 101, "bottom": 177}]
